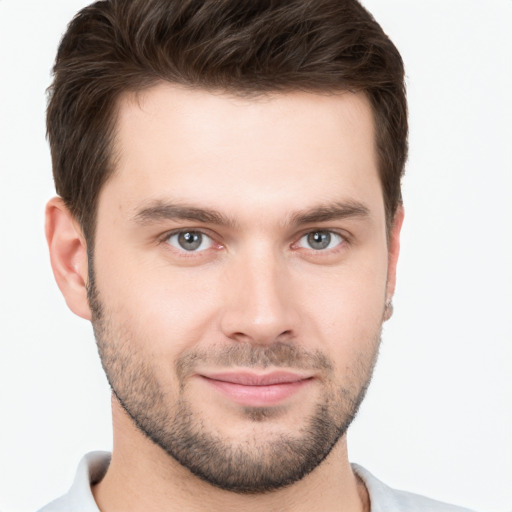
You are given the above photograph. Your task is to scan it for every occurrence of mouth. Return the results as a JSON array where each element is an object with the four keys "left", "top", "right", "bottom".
[{"left": 198, "top": 371, "right": 315, "bottom": 407}]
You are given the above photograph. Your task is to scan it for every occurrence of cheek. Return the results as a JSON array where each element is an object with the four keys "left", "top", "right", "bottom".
[
  {"left": 299, "top": 252, "right": 388, "bottom": 323},
  {"left": 93, "top": 245, "right": 222, "bottom": 355},
  {"left": 93, "top": 223, "right": 388, "bottom": 361},
  {"left": 293, "top": 252, "right": 387, "bottom": 362}
]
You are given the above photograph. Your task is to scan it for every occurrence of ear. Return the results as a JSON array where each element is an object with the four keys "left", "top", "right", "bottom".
[
  {"left": 45, "top": 197, "right": 92, "bottom": 320},
  {"left": 384, "top": 205, "right": 404, "bottom": 320}
]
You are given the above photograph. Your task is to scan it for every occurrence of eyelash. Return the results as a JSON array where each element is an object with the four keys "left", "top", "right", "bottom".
[
  {"left": 160, "top": 228, "right": 349, "bottom": 256},
  {"left": 161, "top": 229, "right": 222, "bottom": 256},
  {"left": 294, "top": 230, "right": 346, "bottom": 252}
]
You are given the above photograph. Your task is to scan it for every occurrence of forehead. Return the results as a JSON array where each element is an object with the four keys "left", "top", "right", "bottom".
[{"left": 103, "top": 83, "right": 383, "bottom": 222}]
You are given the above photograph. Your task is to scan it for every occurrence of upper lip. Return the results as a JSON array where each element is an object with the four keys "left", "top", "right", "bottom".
[{"left": 199, "top": 371, "right": 313, "bottom": 386}]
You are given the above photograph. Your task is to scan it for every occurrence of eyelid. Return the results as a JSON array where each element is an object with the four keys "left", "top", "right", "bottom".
[
  {"left": 159, "top": 226, "right": 216, "bottom": 241},
  {"left": 160, "top": 228, "right": 223, "bottom": 254},
  {"left": 156, "top": 226, "right": 350, "bottom": 255},
  {"left": 291, "top": 228, "right": 350, "bottom": 252}
]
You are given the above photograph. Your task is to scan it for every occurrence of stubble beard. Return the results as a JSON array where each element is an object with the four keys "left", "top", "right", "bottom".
[{"left": 87, "top": 273, "right": 381, "bottom": 494}]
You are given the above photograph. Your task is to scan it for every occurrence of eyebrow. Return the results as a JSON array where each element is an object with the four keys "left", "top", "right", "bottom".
[
  {"left": 132, "top": 202, "right": 237, "bottom": 228},
  {"left": 132, "top": 199, "right": 370, "bottom": 228},
  {"left": 288, "top": 201, "right": 370, "bottom": 225}
]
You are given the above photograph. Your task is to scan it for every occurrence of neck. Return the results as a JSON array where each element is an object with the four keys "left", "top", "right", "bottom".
[{"left": 93, "top": 399, "right": 369, "bottom": 512}]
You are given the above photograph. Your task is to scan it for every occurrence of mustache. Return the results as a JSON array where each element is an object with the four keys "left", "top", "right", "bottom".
[{"left": 176, "top": 342, "right": 333, "bottom": 380}]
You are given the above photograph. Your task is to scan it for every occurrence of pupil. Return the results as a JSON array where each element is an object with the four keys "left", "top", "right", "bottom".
[
  {"left": 178, "top": 232, "right": 202, "bottom": 251},
  {"left": 308, "top": 231, "right": 330, "bottom": 250}
]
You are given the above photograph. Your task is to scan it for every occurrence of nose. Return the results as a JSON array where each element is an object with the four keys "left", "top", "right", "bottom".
[{"left": 219, "top": 249, "right": 299, "bottom": 346}]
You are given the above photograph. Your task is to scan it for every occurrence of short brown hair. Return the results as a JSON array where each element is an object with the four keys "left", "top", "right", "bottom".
[{"left": 47, "top": 0, "right": 407, "bottom": 243}]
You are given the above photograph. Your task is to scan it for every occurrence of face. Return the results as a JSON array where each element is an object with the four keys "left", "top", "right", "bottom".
[{"left": 88, "top": 84, "right": 398, "bottom": 493}]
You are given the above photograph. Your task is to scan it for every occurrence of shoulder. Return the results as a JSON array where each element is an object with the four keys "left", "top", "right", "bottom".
[
  {"left": 37, "top": 452, "right": 110, "bottom": 512},
  {"left": 352, "top": 464, "right": 477, "bottom": 512}
]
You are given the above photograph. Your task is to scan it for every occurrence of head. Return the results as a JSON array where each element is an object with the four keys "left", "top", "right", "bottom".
[{"left": 46, "top": 0, "right": 407, "bottom": 495}]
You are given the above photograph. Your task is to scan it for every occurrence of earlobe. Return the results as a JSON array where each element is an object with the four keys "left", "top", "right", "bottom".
[
  {"left": 45, "top": 197, "right": 92, "bottom": 320},
  {"left": 384, "top": 205, "right": 404, "bottom": 320}
]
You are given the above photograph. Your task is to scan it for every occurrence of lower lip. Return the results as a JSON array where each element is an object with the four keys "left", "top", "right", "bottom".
[{"left": 200, "top": 377, "right": 312, "bottom": 407}]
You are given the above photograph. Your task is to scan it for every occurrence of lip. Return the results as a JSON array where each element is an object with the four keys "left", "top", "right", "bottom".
[{"left": 198, "top": 371, "right": 314, "bottom": 407}]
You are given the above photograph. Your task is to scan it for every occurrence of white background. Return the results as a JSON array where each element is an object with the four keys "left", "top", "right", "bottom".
[{"left": 0, "top": 1, "right": 511, "bottom": 511}]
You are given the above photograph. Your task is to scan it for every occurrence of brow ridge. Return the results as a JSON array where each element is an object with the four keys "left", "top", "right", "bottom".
[
  {"left": 289, "top": 201, "right": 370, "bottom": 226},
  {"left": 133, "top": 202, "right": 236, "bottom": 227},
  {"left": 132, "top": 199, "right": 370, "bottom": 228}
]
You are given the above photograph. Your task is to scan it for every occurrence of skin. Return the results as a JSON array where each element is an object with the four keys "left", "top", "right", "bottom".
[{"left": 46, "top": 84, "right": 403, "bottom": 512}]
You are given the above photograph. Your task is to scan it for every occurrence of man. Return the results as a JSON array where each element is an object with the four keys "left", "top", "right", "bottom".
[{"left": 40, "top": 0, "right": 475, "bottom": 511}]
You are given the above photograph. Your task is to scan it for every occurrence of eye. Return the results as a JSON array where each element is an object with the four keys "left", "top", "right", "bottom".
[
  {"left": 297, "top": 230, "right": 344, "bottom": 251},
  {"left": 166, "top": 231, "right": 214, "bottom": 252}
]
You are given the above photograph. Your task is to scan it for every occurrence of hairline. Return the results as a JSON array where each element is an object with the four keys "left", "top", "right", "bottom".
[{"left": 82, "top": 79, "right": 396, "bottom": 252}]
